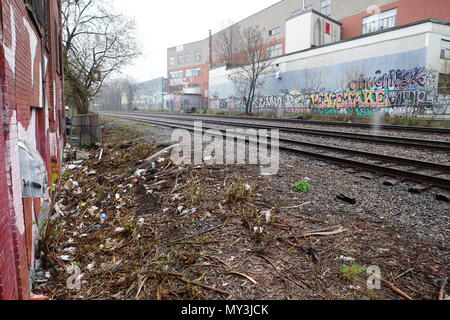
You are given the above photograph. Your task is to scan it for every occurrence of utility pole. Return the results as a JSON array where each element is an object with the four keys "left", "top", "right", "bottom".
[{"left": 209, "top": 30, "right": 213, "bottom": 67}]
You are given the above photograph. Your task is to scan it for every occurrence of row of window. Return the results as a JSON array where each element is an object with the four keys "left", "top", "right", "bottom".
[
  {"left": 362, "top": 8, "right": 397, "bottom": 34},
  {"left": 266, "top": 43, "right": 283, "bottom": 59},
  {"left": 169, "top": 52, "right": 202, "bottom": 66},
  {"left": 169, "top": 68, "right": 201, "bottom": 79}
]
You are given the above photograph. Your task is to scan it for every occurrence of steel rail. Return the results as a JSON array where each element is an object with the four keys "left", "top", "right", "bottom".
[
  {"left": 106, "top": 111, "right": 450, "bottom": 151},
  {"left": 101, "top": 112, "right": 450, "bottom": 190},
  {"left": 127, "top": 111, "right": 450, "bottom": 134}
]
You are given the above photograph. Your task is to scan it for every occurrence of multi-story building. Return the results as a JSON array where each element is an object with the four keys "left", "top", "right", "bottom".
[
  {"left": 167, "top": 0, "right": 449, "bottom": 115},
  {"left": 132, "top": 77, "right": 168, "bottom": 110},
  {"left": 0, "top": 0, "right": 65, "bottom": 300},
  {"left": 167, "top": 39, "right": 210, "bottom": 110}
]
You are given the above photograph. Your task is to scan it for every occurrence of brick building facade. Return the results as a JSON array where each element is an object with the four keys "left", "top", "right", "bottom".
[{"left": 0, "top": 0, "right": 64, "bottom": 300}]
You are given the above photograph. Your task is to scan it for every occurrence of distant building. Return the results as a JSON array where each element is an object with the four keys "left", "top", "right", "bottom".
[
  {"left": 167, "top": 38, "right": 210, "bottom": 111},
  {"left": 167, "top": 0, "right": 449, "bottom": 117},
  {"left": 132, "top": 77, "right": 168, "bottom": 110}
]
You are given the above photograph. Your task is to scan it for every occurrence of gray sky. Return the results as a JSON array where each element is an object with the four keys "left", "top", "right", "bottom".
[{"left": 113, "top": 0, "right": 280, "bottom": 82}]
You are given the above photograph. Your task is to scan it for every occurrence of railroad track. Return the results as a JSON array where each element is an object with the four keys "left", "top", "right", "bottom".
[
  {"left": 101, "top": 112, "right": 450, "bottom": 190},
  {"left": 127, "top": 111, "right": 450, "bottom": 134},
  {"left": 106, "top": 111, "right": 450, "bottom": 151}
]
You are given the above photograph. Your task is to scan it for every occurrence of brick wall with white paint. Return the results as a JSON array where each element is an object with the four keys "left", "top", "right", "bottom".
[{"left": 0, "top": 0, "right": 64, "bottom": 300}]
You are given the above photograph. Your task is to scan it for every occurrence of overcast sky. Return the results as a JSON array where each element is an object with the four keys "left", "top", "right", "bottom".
[{"left": 113, "top": 0, "right": 280, "bottom": 82}]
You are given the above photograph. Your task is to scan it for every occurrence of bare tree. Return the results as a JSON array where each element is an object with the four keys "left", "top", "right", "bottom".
[
  {"left": 122, "top": 77, "right": 137, "bottom": 111},
  {"left": 62, "top": 0, "right": 141, "bottom": 113},
  {"left": 213, "top": 22, "right": 240, "bottom": 67},
  {"left": 229, "top": 26, "right": 275, "bottom": 114}
]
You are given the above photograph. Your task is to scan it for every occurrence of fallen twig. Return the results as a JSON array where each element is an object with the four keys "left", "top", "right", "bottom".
[
  {"left": 280, "top": 202, "right": 312, "bottom": 210},
  {"left": 144, "top": 144, "right": 180, "bottom": 164},
  {"left": 166, "top": 272, "right": 231, "bottom": 297},
  {"left": 381, "top": 279, "right": 413, "bottom": 300},
  {"left": 227, "top": 271, "right": 258, "bottom": 285}
]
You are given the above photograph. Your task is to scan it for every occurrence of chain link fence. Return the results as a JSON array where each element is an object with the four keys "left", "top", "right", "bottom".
[{"left": 67, "top": 113, "right": 102, "bottom": 148}]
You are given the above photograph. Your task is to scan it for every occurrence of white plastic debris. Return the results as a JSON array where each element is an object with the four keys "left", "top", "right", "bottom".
[
  {"left": 137, "top": 218, "right": 145, "bottom": 227},
  {"left": 244, "top": 184, "right": 251, "bottom": 191},
  {"left": 262, "top": 210, "right": 272, "bottom": 223},
  {"left": 254, "top": 227, "right": 264, "bottom": 234},
  {"left": 59, "top": 255, "right": 72, "bottom": 261},
  {"left": 115, "top": 227, "right": 125, "bottom": 233},
  {"left": 177, "top": 206, "right": 184, "bottom": 213},
  {"left": 87, "top": 263, "right": 96, "bottom": 271},
  {"left": 339, "top": 255, "right": 356, "bottom": 262},
  {"left": 134, "top": 169, "right": 146, "bottom": 177},
  {"left": 63, "top": 247, "right": 77, "bottom": 254}
]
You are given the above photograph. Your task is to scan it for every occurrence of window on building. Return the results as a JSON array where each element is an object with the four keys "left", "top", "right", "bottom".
[
  {"left": 266, "top": 43, "right": 283, "bottom": 58},
  {"left": 185, "top": 54, "right": 191, "bottom": 64},
  {"left": 25, "top": 0, "right": 46, "bottom": 29},
  {"left": 169, "top": 57, "right": 174, "bottom": 66},
  {"left": 320, "top": 0, "right": 331, "bottom": 16},
  {"left": 196, "top": 52, "right": 202, "bottom": 62},
  {"left": 325, "top": 22, "right": 331, "bottom": 35},
  {"left": 170, "top": 71, "right": 183, "bottom": 79},
  {"left": 441, "top": 39, "right": 450, "bottom": 60},
  {"left": 178, "top": 55, "right": 184, "bottom": 65},
  {"left": 362, "top": 8, "right": 397, "bottom": 34},
  {"left": 186, "top": 68, "right": 201, "bottom": 77},
  {"left": 314, "top": 19, "right": 324, "bottom": 46},
  {"left": 269, "top": 27, "right": 280, "bottom": 36}
]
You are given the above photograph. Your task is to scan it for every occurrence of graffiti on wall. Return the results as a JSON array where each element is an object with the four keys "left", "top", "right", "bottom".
[{"left": 211, "top": 68, "right": 450, "bottom": 116}]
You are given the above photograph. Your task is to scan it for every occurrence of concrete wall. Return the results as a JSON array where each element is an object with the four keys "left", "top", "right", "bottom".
[
  {"left": 0, "top": 0, "right": 64, "bottom": 300},
  {"left": 286, "top": 10, "right": 341, "bottom": 54},
  {"left": 209, "top": 21, "right": 450, "bottom": 118}
]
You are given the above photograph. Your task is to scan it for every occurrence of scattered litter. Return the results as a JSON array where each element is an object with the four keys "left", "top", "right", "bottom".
[
  {"left": 115, "top": 227, "right": 125, "bottom": 233},
  {"left": 339, "top": 255, "right": 356, "bottom": 262},
  {"left": 254, "top": 227, "right": 264, "bottom": 234},
  {"left": 59, "top": 255, "right": 72, "bottom": 261},
  {"left": 99, "top": 213, "right": 107, "bottom": 223},
  {"left": 63, "top": 247, "right": 77, "bottom": 254},
  {"left": 134, "top": 169, "right": 146, "bottom": 177},
  {"left": 261, "top": 209, "right": 272, "bottom": 223}
]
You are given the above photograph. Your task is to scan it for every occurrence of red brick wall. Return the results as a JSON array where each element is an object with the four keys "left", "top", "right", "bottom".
[
  {"left": 0, "top": 0, "right": 64, "bottom": 300},
  {"left": 168, "top": 63, "right": 210, "bottom": 97},
  {"left": 340, "top": 0, "right": 450, "bottom": 39},
  {"left": 0, "top": 101, "right": 19, "bottom": 300}
]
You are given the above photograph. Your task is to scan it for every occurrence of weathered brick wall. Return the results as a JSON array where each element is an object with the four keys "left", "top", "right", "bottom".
[{"left": 0, "top": 0, "right": 64, "bottom": 300}]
